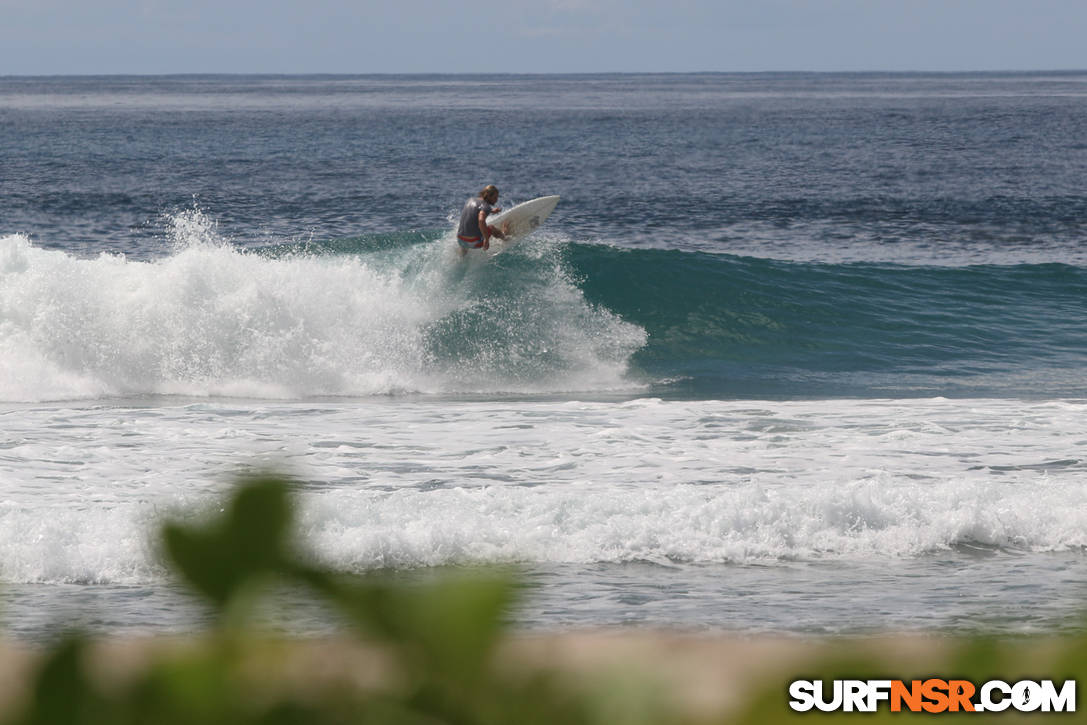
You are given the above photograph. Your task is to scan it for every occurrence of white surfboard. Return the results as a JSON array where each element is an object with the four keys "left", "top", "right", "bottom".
[{"left": 486, "top": 195, "right": 560, "bottom": 247}]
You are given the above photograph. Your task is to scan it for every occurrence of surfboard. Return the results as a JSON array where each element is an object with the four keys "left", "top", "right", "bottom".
[{"left": 486, "top": 195, "right": 560, "bottom": 247}]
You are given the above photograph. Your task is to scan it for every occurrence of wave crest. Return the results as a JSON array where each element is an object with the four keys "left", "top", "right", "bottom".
[{"left": 0, "top": 219, "right": 646, "bottom": 402}]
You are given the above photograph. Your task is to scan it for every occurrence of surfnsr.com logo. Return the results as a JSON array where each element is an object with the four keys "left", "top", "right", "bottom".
[{"left": 789, "top": 679, "right": 1076, "bottom": 713}]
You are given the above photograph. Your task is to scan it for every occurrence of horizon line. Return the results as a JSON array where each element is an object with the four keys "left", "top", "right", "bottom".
[{"left": 4, "top": 68, "right": 1087, "bottom": 80}]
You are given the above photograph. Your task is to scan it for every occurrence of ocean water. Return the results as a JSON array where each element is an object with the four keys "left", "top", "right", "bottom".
[{"left": 2, "top": 73, "right": 1087, "bottom": 641}]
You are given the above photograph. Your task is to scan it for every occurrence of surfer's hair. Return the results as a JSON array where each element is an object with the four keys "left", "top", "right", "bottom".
[{"left": 481, "top": 185, "right": 499, "bottom": 199}]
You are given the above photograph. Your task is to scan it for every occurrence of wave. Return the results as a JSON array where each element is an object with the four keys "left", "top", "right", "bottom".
[
  {"left": 567, "top": 244, "right": 1087, "bottom": 397},
  {"left": 3, "top": 214, "right": 1085, "bottom": 402},
  {"left": 6, "top": 468, "right": 1087, "bottom": 583},
  {"left": 0, "top": 221, "right": 644, "bottom": 402}
]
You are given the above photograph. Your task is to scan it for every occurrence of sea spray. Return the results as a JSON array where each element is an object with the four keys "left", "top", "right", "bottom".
[
  {"left": 0, "top": 232, "right": 431, "bottom": 399},
  {"left": 0, "top": 215, "right": 647, "bottom": 402}
]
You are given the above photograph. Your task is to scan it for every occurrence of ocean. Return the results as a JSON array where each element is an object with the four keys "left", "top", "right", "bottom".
[{"left": 2, "top": 73, "right": 1086, "bottom": 641}]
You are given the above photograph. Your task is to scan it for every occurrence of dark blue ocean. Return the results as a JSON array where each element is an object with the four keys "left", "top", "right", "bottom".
[{"left": 1, "top": 74, "right": 1086, "bottom": 641}]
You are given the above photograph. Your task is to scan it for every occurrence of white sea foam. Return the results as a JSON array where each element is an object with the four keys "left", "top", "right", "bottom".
[
  {"left": 0, "top": 397, "right": 1083, "bottom": 585},
  {"left": 0, "top": 219, "right": 644, "bottom": 402}
]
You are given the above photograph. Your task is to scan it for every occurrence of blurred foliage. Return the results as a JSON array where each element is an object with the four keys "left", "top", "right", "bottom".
[{"left": 5, "top": 474, "right": 1085, "bottom": 724}]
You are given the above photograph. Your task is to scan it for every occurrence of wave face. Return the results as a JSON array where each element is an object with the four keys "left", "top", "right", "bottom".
[
  {"left": 568, "top": 244, "right": 1087, "bottom": 398},
  {"left": 0, "top": 219, "right": 645, "bottom": 401}
]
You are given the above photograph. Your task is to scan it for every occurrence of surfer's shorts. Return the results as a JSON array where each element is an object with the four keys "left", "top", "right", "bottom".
[{"left": 457, "top": 235, "right": 484, "bottom": 250}]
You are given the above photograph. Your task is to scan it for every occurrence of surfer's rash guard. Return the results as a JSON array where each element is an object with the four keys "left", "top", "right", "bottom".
[{"left": 457, "top": 197, "right": 493, "bottom": 243}]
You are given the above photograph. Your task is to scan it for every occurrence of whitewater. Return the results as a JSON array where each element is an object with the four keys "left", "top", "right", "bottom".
[
  {"left": 0, "top": 216, "right": 644, "bottom": 401},
  {"left": 4, "top": 392, "right": 1086, "bottom": 638}
]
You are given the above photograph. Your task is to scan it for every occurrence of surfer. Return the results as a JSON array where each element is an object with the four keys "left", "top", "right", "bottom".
[{"left": 456, "top": 185, "right": 506, "bottom": 255}]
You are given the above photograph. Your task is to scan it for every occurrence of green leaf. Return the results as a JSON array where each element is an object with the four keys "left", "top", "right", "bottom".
[
  {"left": 22, "top": 636, "right": 114, "bottom": 725},
  {"left": 161, "top": 475, "right": 295, "bottom": 613}
]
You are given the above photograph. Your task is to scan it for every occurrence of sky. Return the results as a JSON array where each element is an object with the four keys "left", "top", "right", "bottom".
[{"left": 1, "top": 0, "right": 1085, "bottom": 75}]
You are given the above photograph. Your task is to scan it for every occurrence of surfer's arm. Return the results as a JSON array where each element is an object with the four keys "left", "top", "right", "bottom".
[{"left": 479, "top": 210, "right": 505, "bottom": 245}]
